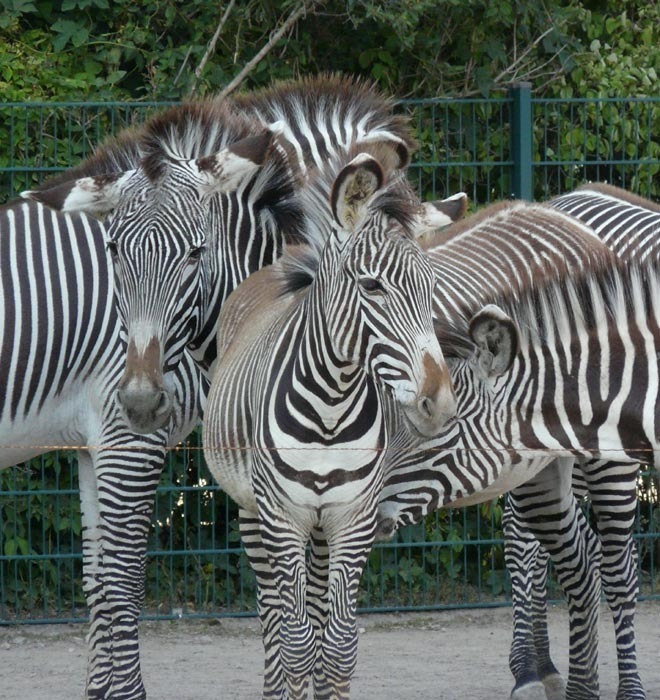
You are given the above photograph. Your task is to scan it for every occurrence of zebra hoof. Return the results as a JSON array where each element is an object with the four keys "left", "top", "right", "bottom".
[
  {"left": 542, "top": 673, "right": 567, "bottom": 700},
  {"left": 374, "top": 517, "right": 396, "bottom": 541},
  {"left": 510, "top": 681, "right": 547, "bottom": 700}
]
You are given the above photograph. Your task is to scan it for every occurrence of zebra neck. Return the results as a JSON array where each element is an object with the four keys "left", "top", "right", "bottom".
[{"left": 491, "top": 348, "right": 642, "bottom": 463}]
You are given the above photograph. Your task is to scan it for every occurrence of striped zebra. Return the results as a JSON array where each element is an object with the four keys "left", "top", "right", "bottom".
[
  {"left": 500, "top": 184, "right": 660, "bottom": 700},
  {"left": 203, "top": 149, "right": 456, "bottom": 700},
  {"left": 0, "top": 199, "right": 204, "bottom": 700},
  {"left": 372, "top": 200, "right": 659, "bottom": 699},
  {"left": 16, "top": 75, "right": 463, "bottom": 699}
]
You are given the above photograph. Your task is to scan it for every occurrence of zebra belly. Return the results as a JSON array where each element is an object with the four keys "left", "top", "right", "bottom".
[
  {"left": 0, "top": 389, "right": 94, "bottom": 469},
  {"left": 445, "top": 455, "right": 553, "bottom": 509}
]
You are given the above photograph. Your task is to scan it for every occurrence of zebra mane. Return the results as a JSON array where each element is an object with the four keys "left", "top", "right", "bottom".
[
  {"left": 277, "top": 145, "right": 418, "bottom": 295},
  {"left": 32, "top": 99, "right": 305, "bottom": 243},
  {"left": 232, "top": 72, "right": 417, "bottom": 160},
  {"left": 35, "top": 101, "right": 260, "bottom": 185},
  {"left": 438, "top": 257, "right": 659, "bottom": 359}
]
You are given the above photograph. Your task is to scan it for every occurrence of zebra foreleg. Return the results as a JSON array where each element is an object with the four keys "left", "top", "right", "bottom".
[
  {"left": 239, "top": 510, "right": 288, "bottom": 700},
  {"left": 504, "top": 497, "right": 549, "bottom": 700},
  {"left": 81, "top": 441, "right": 166, "bottom": 700},
  {"left": 307, "top": 528, "right": 331, "bottom": 695},
  {"left": 314, "top": 510, "right": 377, "bottom": 700},
  {"left": 257, "top": 504, "right": 315, "bottom": 700},
  {"left": 585, "top": 462, "right": 645, "bottom": 700}
]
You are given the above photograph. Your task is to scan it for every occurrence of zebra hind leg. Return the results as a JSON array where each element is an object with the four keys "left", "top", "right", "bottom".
[{"left": 586, "top": 462, "right": 646, "bottom": 700}]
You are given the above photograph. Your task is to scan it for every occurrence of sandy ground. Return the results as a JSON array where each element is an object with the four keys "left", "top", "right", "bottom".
[{"left": 1, "top": 601, "right": 659, "bottom": 699}]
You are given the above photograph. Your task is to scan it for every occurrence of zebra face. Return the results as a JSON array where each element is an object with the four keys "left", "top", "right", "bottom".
[
  {"left": 327, "top": 155, "right": 457, "bottom": 436},
  {"left": 24, "top": 132, "right": 273, "bottom": 434}
]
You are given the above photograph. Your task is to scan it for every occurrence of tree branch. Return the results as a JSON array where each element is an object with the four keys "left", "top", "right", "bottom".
[
  {"left": 189, "top": 0, "right": 238, "bottom": 97},
  {"left": 217, "top": 0, "right": 324, "bottom": 100}
]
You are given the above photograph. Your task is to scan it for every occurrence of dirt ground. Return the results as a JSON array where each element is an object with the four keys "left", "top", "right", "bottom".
[{"left": 1, "top": 600, "right": 659, "bottom": 700}]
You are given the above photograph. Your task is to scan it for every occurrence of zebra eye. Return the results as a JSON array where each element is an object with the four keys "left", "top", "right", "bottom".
[
  {"left": 106, "top": 240, "right": 118, "bottom": 259},
  {"left": 358, "top": 277, "right": 384, "bottom": 294},
  {"left": 187, "top": 246, "right": 204, "bottom": 264}
]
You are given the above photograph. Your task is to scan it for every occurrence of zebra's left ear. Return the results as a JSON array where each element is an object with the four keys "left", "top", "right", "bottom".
[
  {"left": 22, "top": 170, "right": 135, "bottom": 219},
  {"left": 196, "top": 130, "right": 273, "bottom": 195},
  {"left": 468, "top": 304, "right": 519, "bottom": 379},
  {"left": 331, "top": 154, "right": 384, "bottom": 237}
]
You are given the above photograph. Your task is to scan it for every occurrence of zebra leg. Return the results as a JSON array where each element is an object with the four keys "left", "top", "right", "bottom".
[
  {"left": 258, "top": 507, "right": 315, "bottom": 700},
  {"left": 530, "top": 545, "right": 567, "bottom": 700},
  {"left": 510, "top": 460, "right": 601, "bottom": 700},
  {"left": 238, "top": 510, "right": 287, "bottom": 700},
  {"left": 585, "top": 461, "right": 645, "bottom": 700},
  {"left": 504, "top": 496, "right": 549, "bottom": 700},
  {"left": 80, "top": 440, "right": 166, "bottom": 700},
  {"left": 315, "top": 510, "right": 377, "bottom": 700},
  {"left": 307, "top": 528, "right": 331, "bottom": 695}
]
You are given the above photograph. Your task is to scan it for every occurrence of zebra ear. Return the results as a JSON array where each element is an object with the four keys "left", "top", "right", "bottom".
[
  {"left": 356, "top": 133, "right": 411, "bottom": 169},
  {"left": 468, "top": 304, "right": 519, "bottom": 379},
  {"left": 196, "top": 130, "right": 273, "bottom": 194},
  {"left": 22, "top": 171, "right": 134, "bottom": 219},
  {"left": 412, "top": 192, "right": 469, "bottom": 240},
  {"left": 331, "top": 154, "right": 384, "bottom": 235}
]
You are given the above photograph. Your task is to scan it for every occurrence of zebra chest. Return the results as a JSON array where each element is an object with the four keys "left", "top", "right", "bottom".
[{"left": 252, "top": 373, "right": 386, "bottom": 504}]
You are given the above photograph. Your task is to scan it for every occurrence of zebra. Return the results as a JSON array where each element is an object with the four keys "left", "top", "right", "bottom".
[
  {"left": 15, "top": 75, "right": 464, "bottom": 698},
  {"left": 202, "top": 149, "right": 456, "bottom": 700},
  {"left": 371, "top": 199, "right": 659, "bottom": 699},
  {"left": 0, "top": 198, "right": 205, "bottom": 700},
  {"left": 500, "top": 184, "right": 660, "bottom": 700},
  {"left": 380, "top": 254, "right": 659, "bottom": 697}
]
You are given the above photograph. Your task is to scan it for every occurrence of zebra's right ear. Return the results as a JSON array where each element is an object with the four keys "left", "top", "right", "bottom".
[
  {"left": 331, "top": 154, "right": 384, "bottom": 236},
  {"left": 22, "top": 170, "right": 134, "bottom": 219},
  {"left": 412, "top": 192, "right": 469, "bottom": 240},
  {"left": 468, "top": 304, "right": 519, "bottom": 380}
]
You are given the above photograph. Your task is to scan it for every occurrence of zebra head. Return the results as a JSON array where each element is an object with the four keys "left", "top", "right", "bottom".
[
  {"left": 23, "top": 111, "right": 295, "bottom": 434},
  {"left": 321, "top": 153, "right": 457, "bottom": 436}
]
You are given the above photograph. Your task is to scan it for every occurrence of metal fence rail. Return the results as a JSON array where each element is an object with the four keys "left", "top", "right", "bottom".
[{"left": 1, "top": 87, "right": 659, "bottom": 624}]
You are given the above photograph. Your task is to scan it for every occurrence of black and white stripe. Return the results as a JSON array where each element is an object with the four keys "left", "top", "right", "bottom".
[
  {"left": 500, "top": 184, "right": 660, "bottom": 700},
  {"left": 376, "top": 200, "right": 659, "bottom": 700},
  {"left": 14, "top": 76, "right": 427, "bottom": 699}
]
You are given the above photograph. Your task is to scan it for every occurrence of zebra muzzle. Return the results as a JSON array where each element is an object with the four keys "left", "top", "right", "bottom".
[{"left": 116, "top": 337, "right": 174, "bottom": 434}]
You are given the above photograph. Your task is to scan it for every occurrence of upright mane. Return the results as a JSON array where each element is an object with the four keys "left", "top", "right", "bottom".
[
  {"left": 32, "top": 99, "right": 305, "bottom": 244},
  {"left": 232, "top": 73, "right": 417, "bottom": 171},
  {"left": 576, "top": 182, "right": 660, "bottom": 213}
]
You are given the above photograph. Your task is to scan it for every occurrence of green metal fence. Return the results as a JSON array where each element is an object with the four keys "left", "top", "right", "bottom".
[{"left": 1, "top": 86, "right": 659, "bottom": 624}]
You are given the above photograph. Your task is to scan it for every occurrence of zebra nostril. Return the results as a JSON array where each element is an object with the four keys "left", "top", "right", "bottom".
[
  {"left": 155, "top": 390, "right": 171, "bottom": 416},
  {"left": 418, "top": 395, "right": 433, "bottom": 419}
]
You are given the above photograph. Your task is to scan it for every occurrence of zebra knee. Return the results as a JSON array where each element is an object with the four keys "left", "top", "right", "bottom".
[
  {"left": 279, "top": 612, "right": 316, "bottom": 682},
  {"left": 319, "top": 615, "right": 359, "bottom": 691}
]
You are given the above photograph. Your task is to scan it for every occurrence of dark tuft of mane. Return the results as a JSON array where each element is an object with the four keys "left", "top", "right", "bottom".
[{"left": 277, "top": 245, "right": 320, "bottom": 296}]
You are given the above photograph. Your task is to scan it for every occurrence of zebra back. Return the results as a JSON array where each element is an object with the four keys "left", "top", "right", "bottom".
[{"left": 549, "top": 182, "right": 660, "bottom": 262}]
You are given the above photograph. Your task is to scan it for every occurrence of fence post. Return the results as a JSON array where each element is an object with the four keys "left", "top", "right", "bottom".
[{"left": 509, "top": 82, "right": 533, "bottom": 200}]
